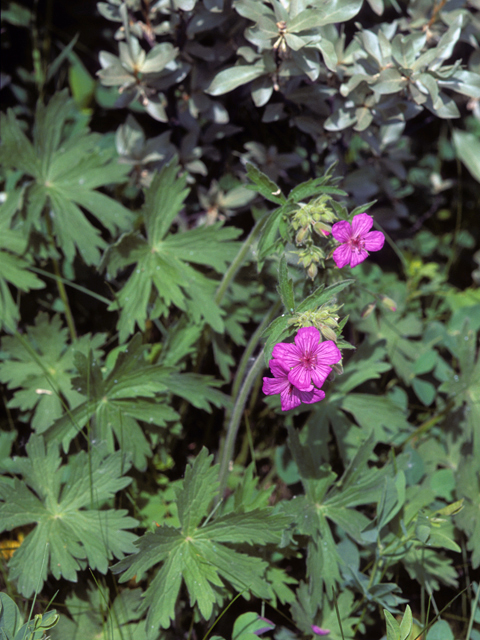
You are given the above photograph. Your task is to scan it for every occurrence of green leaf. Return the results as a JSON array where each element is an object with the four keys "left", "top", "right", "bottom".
[
  {"left": 232, "top": 612, "right": 274, "bottom": 640},
  {"left": 0, "top": 313, "right": 106, "bottom": 432},
  {"left": 41, "top": 335, "right": 182, "bottom": 469},
  {"left": 425, "top": 619, "right": 454, "bottom": 640},
  {"left": 51, "top": 585, "right": 149, "bottom": 640},
  {"left": 296, "top": 279, "right": 354, "bottom": 313},
  {"left": 112, "top": 449, "right": 286, "bottom": 634},
  {"left": 455, "top": 456, "right": 480, "bottom": 568},
  {"left": 453, "top": 129, "right": 480, "bottom": 183},
  {"left": 245, "top": 162, "right": 285, "bottom": 204},
  {"left": 384, "top": 609, "right": 400, "bottom": 640},
  {"left": 372, "top": 69, "right": 407, "bottom": 95},
  {"left": 102, "top": 160, "right": 241, "bottom": 340},
  {"left": 0, "top": 91, "right": 132, "bottom": 266},
  {"left": 0, "top": 436, "right": 137, "bottom": 597},
  {"left": 288, "top": 178, "right": 347, "bottom": 203},
  {"left": 262, "top": 315, "right": 292, "bottom": 363},
  {"left": 412, "top": 377, "right": 436, "bottom": 406},
  {"left": 206, "top": 63, "right": 267, "bottom": 95},
  {"left": 0, "top": 593, "right": 23, "bottom": 638},
  {"left": 277, "top": 256, "right": 295, "bottom": 312},
  {"left": 340, "top": 393, "right": 411, "bottom": 444},
  {"left": 288, "top": 0, "right": 363, "bottom": 30}
]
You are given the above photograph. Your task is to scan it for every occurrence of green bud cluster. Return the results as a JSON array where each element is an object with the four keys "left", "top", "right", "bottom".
[
  {"left": 290, "top": 196, "right": 336, "bottom": 279},
  {"left": 287, "top": 302, "right": 342, "bottom": 342}
]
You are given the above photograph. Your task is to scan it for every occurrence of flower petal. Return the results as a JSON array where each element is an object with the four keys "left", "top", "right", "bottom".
[
  {"left": 299, "top": 387, "right": 325, "bottom": 404},
  {"left": 364, "top": 230, "right": 385, "bottom": 252},
  {"left": 262, "top": 376, "right": 288, "bottom": 396},
  {"left": 350, "top": 248, "right": 368, "bottom": 268},
  {"left": 288, "top": 364, "right": 314, "bottom": 391},
  {"left": 280, "top": 385, "right": 302, "bottom": 411},
  {"left": 295, "top": 326, "right": 321, "bottom": 353},
  {"left": 272, "top": 342, "right": 300, "bottom": 368},
  {"left": 268, "top": 359, "right": 289, "bottom": 378},
  {"left": 331, "top": 220, "right": 352, "bottom": 243},
  {"left": 310, "top": 364, "right": 332, "bottom": 388},
  {"left": 351, "top": 213, "right": 373, "bottom": 236},
  {"left": 315, "top": 340, "right": 342, "bottom": 365},
  {"left": 332, "top": 244, "right": 352, "bottom": 268}
]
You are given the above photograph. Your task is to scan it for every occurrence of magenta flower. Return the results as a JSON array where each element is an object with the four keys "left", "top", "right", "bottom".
[
  {"left": 262, "top": 358, "right": 325, "bottom": 411},
  {"left": 331, "top": 213, "right": 385, "bottom": 269},
  {"left": 311, "top": 625, "right": 331, "bottom": 636},
  {"left": 272, "top": 327, "right": 341, "bottom": 391}
]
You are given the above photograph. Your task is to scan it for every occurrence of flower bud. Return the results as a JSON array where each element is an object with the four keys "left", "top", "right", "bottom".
[
  {"left": 321, "top": 326, "right": 337, "bottom": 342},
  {"left": 379, "top": 295, "right": 397, "bottom": 312},
  {"left": 361, "top": 302, "right": 376, "bottom": 318},
  {"left": 307, "top": 262, "right": 318, "bottom": 280},
  {"left": 332, "top": 362, "right": 343, "bottom": 376},
  {"left": 296, "top": 226, "right": 309, "bottom": 244},
  {"left": 314, "top": 222, "right": 331, "bottom": 237}
]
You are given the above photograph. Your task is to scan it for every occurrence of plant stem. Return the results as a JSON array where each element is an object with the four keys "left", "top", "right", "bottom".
[
  {"left": 44, "top": 214, "right": 77, "bottom": 341},
  {"left": 229, "top": 299, "right": 281, "bottom": 414},
  {"left": 214, "top": 213, "right": 267, "bottom": 306},
  {"left": 217, "top": 350, "right": 265, "bottom": 501},
  {"left": 51, "top": 256, "right": 77, "bottom": 341}
]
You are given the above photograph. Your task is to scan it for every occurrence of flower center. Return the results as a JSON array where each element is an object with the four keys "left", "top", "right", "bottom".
[
  {"left": 300, "top": 351, "right": 317, "bottom": 369},
  {"left": 349, "top": 235, "right": 366, "bottom": 252}
]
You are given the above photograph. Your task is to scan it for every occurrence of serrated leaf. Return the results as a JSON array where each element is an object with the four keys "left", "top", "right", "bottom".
[
  {"left": 40, "top": 335, "right": 181, "bottom": 469},
  {"left": 102, "top": 160, "right": 240, "bottom": 340},
  {"left": 112, "top": 449, "right": 280, "bottom": 634},
  {"left": 0, "top": 313, "right": 106, "bottom": 432},
  {"left": 0, "top": 436, "right": 137, "bottom": 597},
  {"left": 0, "top": 91, "right": 132, "bottom": 266}
]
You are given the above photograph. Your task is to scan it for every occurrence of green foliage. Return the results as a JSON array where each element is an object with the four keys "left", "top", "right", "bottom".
[
  {"left": 0, "top": 591, "right": 59, "bottom": 640},
  {"left": 0, "top": 90, "right": 132, "bottom": 267},
  {"left": 102, "top": 159, "right": 242, "bottom": 340},
  {"left": 0, "top": 313, "right": 105, "bottom": 432},
  {"left": 51, "top": 585, "right": 153, "bottom": 640},
  {"left": 0, "top": 436, "right": 138, "bottom": 597},
  {"left": 112, "top": 449, "right": 290, "bottom": 635},
  {"left": 384, "top": 605, "right": 412, "bottom": 640},
  {"left": 1, "top": 0, "right": 479, "bottom": 637}
]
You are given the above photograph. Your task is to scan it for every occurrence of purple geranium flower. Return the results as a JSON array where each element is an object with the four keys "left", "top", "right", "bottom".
[
  {"left": 311, "top": 625, "right": 331, "bottom": 636},
  {"left": 331, "top": 213, "right": 385, "bottom": 269},
  {"left": 262, "top": 358, "right": 325, "bottom": 411},
  {"left": 272, "top": 327, "right": 341, "bottom": 391}
]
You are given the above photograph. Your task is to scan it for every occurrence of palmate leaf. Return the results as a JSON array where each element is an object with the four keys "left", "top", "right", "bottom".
[
  {"left": 0, "top": 90, "right": 132, "bottom": 266},
  {"left": 112, "top": 449, "right": 290, "bottom": 636},
  {"left": 102, "top": 159, "right": 242, "bottom": 341},
  {"left": 0, "top": 195, "right": 45, "bottom": 332},
  {"left": 455, "top": 456, "right": 480, "bottom": 568},
  {"left": 283, "top": 429, "right": 387, "bottom": 599},
  {"left": 0, "top": 313, "right": 106, "bottom": 432},
  {"left": 51, "top": 586, "right": 152, "bottom": 640},
  {"left": 40, "top": 334, "right": 228, "bottom": 470},
  {"left": 0, "top": 436, "right": 138, "bottom": 598}
]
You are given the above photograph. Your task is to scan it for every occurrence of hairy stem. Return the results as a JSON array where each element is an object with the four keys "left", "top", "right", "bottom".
[
  {"left": 217, "top": 350, "right": 265, "bottom": 501},
  {"left": 214, "top": 214, "right": 267, "bottom": 306}
]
